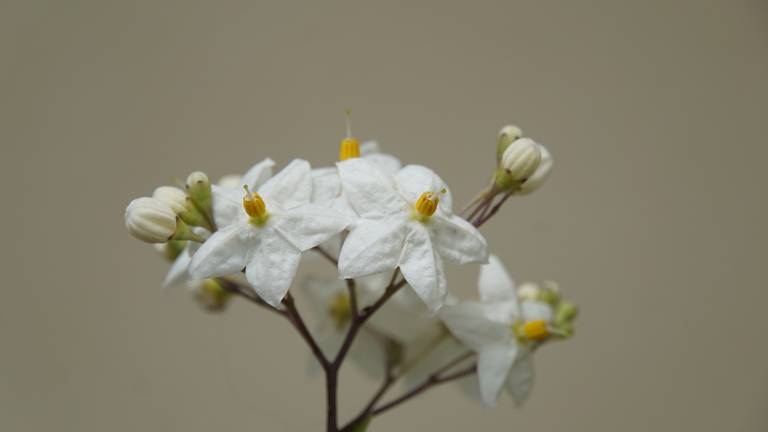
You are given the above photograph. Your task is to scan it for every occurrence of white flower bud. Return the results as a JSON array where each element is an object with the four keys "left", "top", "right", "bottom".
[
  {"left": 517, "top": 282, "right": 541, "bottom": 301},
  {"left": 152, "top": 186, "right": 188, "bottom": 214},
  {"left": 501, "top": 138, "right": 542, "bottom": 181},
  {"left": 498, "top": 125, "right": 523, "bottom": 148},
  {"left": 497, "top": 125, "right": 524, "bottom": 162},
  {"left": 518, "top": 144, "right": 553, "bottom": 195},
  {"left": 185, "top": 171, "right": 212, "bottom": 215},
  {"left": 125, "top": 197, "right": 178, "bottom": 243}
]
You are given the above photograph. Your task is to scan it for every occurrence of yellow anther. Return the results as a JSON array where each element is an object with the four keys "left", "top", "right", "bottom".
[
  {"left": 415, "top": 191, "right": 440, "bottom": 218},
  {"left": 339, "top": 137, "right": 360, "bottom": 160},
  {"left": 328, "top": 293, "right": 352, "bottom": 330},
  {"left": 339, "top": 109, "right": 361, "bottom": 161},
  {"left": 521, "top": 319, "right": 550, "bottom": 341},
  {"left": 242, "top": 185, "right": 268, "bottom": 224}
]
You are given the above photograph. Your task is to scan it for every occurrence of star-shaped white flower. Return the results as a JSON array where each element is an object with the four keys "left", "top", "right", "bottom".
[
  {"left": 440, "top": 255, "right": 551, "bottom": 406},
  {"left": 158, "top": 160, "right": 276, "bottom": 288},
  {"left": 336, "top": 158, "right": 488, "bottom": 311},
  {"left": 188, "top": 159, "right": 350, "bottom": 307}
]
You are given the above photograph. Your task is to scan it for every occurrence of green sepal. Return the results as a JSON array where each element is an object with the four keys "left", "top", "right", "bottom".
[
  {"left": 554, "top": 301, "right": 579, "bottom": 326},
  {"left": 341, "top": 416, "right": 371, "bottom": 432},
  {"left": 493, "top": 168, "right": 521, "bottom": 192},
  {"left": 170, "top": 218, "right": 204, "bottom": 242}
]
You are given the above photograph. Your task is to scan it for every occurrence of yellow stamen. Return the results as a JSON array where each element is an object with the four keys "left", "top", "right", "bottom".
[
  {"left": 328, "top": 293, "right": 352, "bottom": 330},
  {"left": 339, "top": 109, "right": 360, "bottom": 161},
  {"left": 242, "top": 185, "right": 268, "bottom": 224},
  {"left": 339, "top": 137, "right": 360, "bottom": 160},
  {"left": 521, "top": 320, "right": 550, "bottom": 341},
  {"left": 414, "top": 191, "right": 441, "bottom": 219}
]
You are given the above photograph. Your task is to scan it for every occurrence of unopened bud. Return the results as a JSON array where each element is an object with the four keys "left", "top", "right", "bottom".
[
  {"left": 154, "top": 185, "right": 212, "bottom": 230},
  {"left": 518, "top": 144, "right": 553, "bottom": 195},
  {"left": 125, "top": 197, "right": 178, "bottom": 243},
  {"left": 186, "top": 171, "right": 212, "bottom": 215},
  {"left": 517, "top": 283, "right": 541, "bottom": 301},
  {"left": 194, "top": 279, "right": 232, "bottom": 312},
  {"left": 152, "top": 186, "right": 187, "bottom": 214},
  {"left": 554, "top": 301, "right": 578, "bottom": 326},
  {"left": 497, "top": 125, "right": 523, "bottom": 161},
  {"left": 501, "top": 138, "right": 541, "bottom": 181}
]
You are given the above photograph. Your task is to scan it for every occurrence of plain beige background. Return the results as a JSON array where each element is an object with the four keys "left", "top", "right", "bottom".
[{"left": 2, "top": 0, "right": 767, "bottom": 431}]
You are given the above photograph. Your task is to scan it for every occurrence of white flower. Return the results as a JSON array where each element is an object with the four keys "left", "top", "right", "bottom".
[
  {"left": 309, "top": 141, "right": 402, "bottom": 259},
  {"left": 157, "top": 163, "right": 274, "bottom": 288},
  {"left": 336, "top": 158, "right": 488, "bottom": 311},
  {"left": 299, "top": 277, "right": 386, "bottom": 378},
  {"left": 211, "top": 158, "right": 275, "bottom": 227},
  {"left": 440, "top": 255, "right": 552, "bottom": 406},
  {"left": 125, "top": 197, "right": 178, "bottom": 243},
  {"left": 188, "top": 159, "right": 350, "bottom": 307}
]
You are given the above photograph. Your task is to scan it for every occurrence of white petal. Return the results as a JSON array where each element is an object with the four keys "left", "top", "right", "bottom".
[
  {"left": 364, "top": 153, "right": 402, "bottom": 176},
  {"left": 398, "top": 226, "right": 447, "bottom": 312},
  {"left": 337, "top": 158, "right": 404, "bottom": 218},
  {"left": 394, "top": 165, "right": 454, "bottom": 215},
  {"left": 163, "top": 245, "right": 193, "bottom": 287},
  {"left": 439, "top": 301, "right": 513, "bottom": 351},
  {"left": 310, "top": 167, "right": 342, "bottom": 204},
  {"left": 211, "top": 184, "right": 245, "bottom": 228},
  {"left": 241, "top": 158, "right": 275, "bottom": 190},
  {"left": 477, "top": 344, "right": 518, "bottom": 407},
  {"left": 431, "top": 215, "right": 488, "bottom": 265},
  {"left": 478, "top": 254, "right": 517, "bottom": 303},
  {"left": 338, "top": 218, "right": 409, "bottom": 278},
  {"left": 258, "top": 159, "right": 312, "bottom": 210},
  {"left": 505, "top": 349, "right": 534, "bottom": 405},
  {"left": 271, "top": 204, "right": 349, "bottom": 252},
  {"left": 188, "top": 225, "right": 251, "bottom": 280},
  {"left": 244, "top": 230, "right": 302, "bottom": 307}
]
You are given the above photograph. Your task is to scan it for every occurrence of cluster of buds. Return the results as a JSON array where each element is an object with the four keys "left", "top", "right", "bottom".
[
  {"left": 495, "top": 125, "right": 553, "bottom": 194},
  {"left": 125, "top": 172, "right": 215, "bottom": 243},
  {"left": 123, "top": 115, "right": 575, "bottom": 431}
]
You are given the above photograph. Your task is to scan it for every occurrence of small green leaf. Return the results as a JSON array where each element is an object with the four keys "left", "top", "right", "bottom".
[{"left": 343, "top": 416, "right": 371, "bottom": 432}]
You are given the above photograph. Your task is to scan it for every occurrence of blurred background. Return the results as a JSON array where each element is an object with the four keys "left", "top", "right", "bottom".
[{"left": 2, "top": 0, "right": 767, "bottom": 431}]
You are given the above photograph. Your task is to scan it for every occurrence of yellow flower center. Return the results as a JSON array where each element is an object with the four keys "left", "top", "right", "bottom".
[
  {"left": 339, "top": 137, "right": 360, "bottom": 161},
  {"left": 413, "top": 191, "right": 441, "bottom": 221},
  {"left": 328, "top": 293, "right": 352, "bottom": 330},
  {"left": 521, "top": 319, "right": 550, "bottom": 341},
  {"left": 242, "top": 185, "right": 269, "bottom": 225}
]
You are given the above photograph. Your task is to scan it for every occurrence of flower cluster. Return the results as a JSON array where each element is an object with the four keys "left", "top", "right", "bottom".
[{"left": 124, "top": 117, "right": 576, "bottom": 431}]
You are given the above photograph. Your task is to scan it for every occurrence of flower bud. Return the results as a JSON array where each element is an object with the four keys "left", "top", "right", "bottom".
[
  {"left": 518, "top": 144, "right": 553, "bottom": 195},
  {"left": 152, "top": 186, "right": 187, "bottom": 214},
  {"left": 501, "top": 138, "right": 541, "bottom": 181},
  {"left": 497, "top": 124, "right": 523, "bottom": 161},
  {"left": 517, "top": 283, "right": 541, "bottom": 301},
  {"left": 193, "top": 279, "right": 232, "bottom": 312},
  {"left": 185, "top": 171, "right": 212, "bottom": 215},
  {"left": 554, "top": 301, "right": 578, "bottom": 326},
  {"left": 125, "top": 197, "right": 178, "bottom": 243}
]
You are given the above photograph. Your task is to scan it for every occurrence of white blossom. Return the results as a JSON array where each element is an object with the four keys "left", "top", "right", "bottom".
[
  {"left": 188, "top": 159, "right": 350, "bottom": 307},
  {"left": 337, "top": 158, "right": 488, "bottom": 311},
  {"left": 440, "top": 255, "right": 551, "bottom": 406}
]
